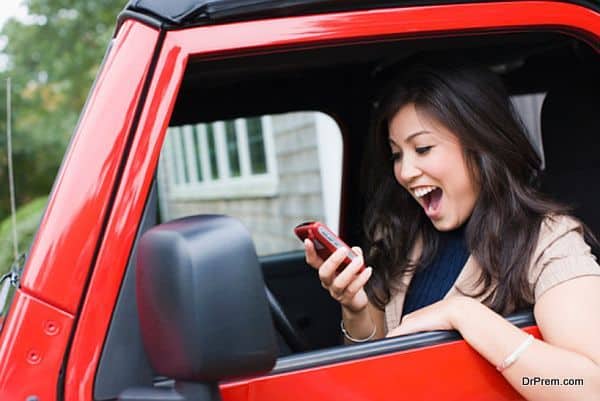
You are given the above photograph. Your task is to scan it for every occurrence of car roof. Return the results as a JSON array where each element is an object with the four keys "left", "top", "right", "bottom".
[{"left": 123, "top": 0, "right": 600, "bottom": 27}]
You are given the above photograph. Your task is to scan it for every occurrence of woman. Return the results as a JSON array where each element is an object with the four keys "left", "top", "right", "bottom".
[{"left": 304, "top": 59, "right": 600, "bottom": 399}]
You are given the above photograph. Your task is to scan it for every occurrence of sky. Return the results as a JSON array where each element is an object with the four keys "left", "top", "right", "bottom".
[
  {"left": 0, "top": 0, "right": 28, "bottom": 70},
  {"left": 0, "top": 0, "right": 27, "bottom": 29}
]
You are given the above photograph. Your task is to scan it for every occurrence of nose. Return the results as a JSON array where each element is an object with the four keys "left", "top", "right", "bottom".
[{"left": 397, "top": 157, "right": 422, "bottom": 184}]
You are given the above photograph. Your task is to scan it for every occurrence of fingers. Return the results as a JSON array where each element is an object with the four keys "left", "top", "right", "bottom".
[
  {"left": 329, "top": 250, "right": 365, "bottom": 294},
  {"left": 330, "top": 267, "right": 373, "bottom": 304},
  {"left": 332, "top": 266, "right": 373, "bottom": 302},
  {"left": 304, "top": 240, "right": 372, "bottom": 307},
  {"left": 386, "top": 313, "right": 418, "bottom": 337},
  {"left": 304, "top": 239, "right": 324, "bottom": 269},
  {"left": 318, "top": 247, "right": 350, "bottom": 287},
  {"left": 345, "top": 267, "right": 372, "bottom": 296},
  {"left": 327, "top": 251, "right": 372, "bottom": 305}
]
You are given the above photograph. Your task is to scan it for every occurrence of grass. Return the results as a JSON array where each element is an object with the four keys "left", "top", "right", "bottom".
[{"left": 0, "top": 196, "right": 48, "bottom": 276}]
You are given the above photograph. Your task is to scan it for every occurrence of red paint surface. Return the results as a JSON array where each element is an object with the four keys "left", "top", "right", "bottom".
[
  {"left": 166, "top": 1, "right": 600, "bottom": 57},
  {"left": 0, "top": 20, "right": 159, "bottom": 400},
  {"left": 1, "top": 1, "right": 597, "bottom": 400},
  {"left": 20, "top": 20, "right": 160, "bottom": 314},
  {"left": 65, "top": 2, "right": 600, "bottom": 400},
  {"left": 64, "top": 27, "right": 187, "bottom": 401},
  {"left": 236, "top": 327, "right": 540, "bottom": 401},
  {"left": 0, "top": 291, "right": 73, "bottom": 400}
]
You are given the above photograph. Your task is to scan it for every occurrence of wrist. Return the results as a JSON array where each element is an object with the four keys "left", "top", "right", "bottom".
[
  {"left": 341, "top": 318, "right": 376, "bottom": 343},
  {"left": 342, "top": 304, "right": 369, "bottom": 321},
  {"left": 449, "top": 296, "right": 479, "bottom": 330},
  {"left": 341, "top": 305, "right": 376, "bottom": 343}
]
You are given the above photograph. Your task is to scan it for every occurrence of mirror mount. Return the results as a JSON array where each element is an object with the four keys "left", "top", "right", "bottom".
[{"left": 119, "top": 381, "right": 220, "bottom": 401}]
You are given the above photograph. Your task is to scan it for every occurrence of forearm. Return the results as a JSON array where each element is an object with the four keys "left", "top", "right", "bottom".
[{"left": 453, "top": 298, "right": 600, "bottom": 400}]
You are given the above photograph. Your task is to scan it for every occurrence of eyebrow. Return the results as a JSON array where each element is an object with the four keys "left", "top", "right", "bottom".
[{"left": 388, "top": 130, "right": 431, "bottom": 146}]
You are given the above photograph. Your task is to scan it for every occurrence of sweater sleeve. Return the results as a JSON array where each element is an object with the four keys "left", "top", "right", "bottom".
[{"left": 531, "top": 216, "right": 600, "bottom": 300}]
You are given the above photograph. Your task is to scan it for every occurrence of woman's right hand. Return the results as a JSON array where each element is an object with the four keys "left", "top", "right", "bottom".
[{"left": 304, "top": 239, "right": 373, "bottom": 314}]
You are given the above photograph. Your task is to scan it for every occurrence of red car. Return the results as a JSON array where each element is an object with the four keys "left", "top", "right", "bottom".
[{"left": 1, "top": 0, "right": 599, "bottom": 400}]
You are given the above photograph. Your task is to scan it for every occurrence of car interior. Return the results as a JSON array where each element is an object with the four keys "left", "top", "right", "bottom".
[{"left": 93, "top": 29, "right": 600, "bottom": 400}]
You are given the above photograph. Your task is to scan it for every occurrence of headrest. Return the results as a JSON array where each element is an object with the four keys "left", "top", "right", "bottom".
[{"left": 541, "top": 70, "right": 600, "bottom": 172}]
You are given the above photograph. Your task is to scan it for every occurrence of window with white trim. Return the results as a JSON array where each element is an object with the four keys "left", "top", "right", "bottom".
[
  {"left": 161, "top": 116, "right": 278, "bottom": 200},
  {"left": 157, "top": 111, "right": 343, "bottom": 256}
]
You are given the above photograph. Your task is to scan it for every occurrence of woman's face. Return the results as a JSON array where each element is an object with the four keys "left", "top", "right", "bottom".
[{"left": 388, "top": 103, "right": 480, "bottom": 231}]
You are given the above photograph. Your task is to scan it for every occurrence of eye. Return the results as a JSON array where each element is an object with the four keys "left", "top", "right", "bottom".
[
  {"left": 390, "top": 152, "right": 402, "bottom": 162},
  {"left": 416, "top": 146, "right": 433, "bottom": 155}
]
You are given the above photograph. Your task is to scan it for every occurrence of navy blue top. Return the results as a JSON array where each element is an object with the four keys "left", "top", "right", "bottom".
[{"left": 402, "top": 225, "right": 469, "bottom": 317}]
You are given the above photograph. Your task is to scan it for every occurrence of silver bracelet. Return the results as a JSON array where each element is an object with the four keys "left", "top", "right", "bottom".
[
  {"left": 340, "top": 319, "right": 376, "bottom": 343},
  {"left": 496, "top": 334, "right": 534, "bottom": 372}
]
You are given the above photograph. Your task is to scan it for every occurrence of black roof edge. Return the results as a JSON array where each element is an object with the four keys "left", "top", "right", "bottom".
[
  {"left": 117, "top": 0, "right": 600, "bottom": 33},
  {"left": 116, "top": 9, "right": 166, "bottom": 35},
  {"left": 122, "top": 0, "right": 345, "bottom": 29}
]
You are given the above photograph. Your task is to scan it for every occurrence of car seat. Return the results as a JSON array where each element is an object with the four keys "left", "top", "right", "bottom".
[{"left": 540, "top": 68, "right": 600, "bottom": 243}]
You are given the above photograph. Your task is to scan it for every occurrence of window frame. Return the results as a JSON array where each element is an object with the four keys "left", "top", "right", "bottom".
[
  {"left": 64, "top": 2, "right": 600, "bottom": 398},
  {"left": 161, "top": 116, "right": 279, "bottom": 200}
]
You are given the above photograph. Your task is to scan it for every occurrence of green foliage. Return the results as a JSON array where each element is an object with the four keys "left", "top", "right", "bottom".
[
  {"left": 0, "top": 0, "right": 125, "bottom": 221},
  {"left": 0, "top": 196, "right": 47, "bottom": 276}
]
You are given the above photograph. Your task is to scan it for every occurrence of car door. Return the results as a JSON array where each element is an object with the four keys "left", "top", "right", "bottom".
[{"left": 62, "top": 1, "right": 600, "bottom": 400}]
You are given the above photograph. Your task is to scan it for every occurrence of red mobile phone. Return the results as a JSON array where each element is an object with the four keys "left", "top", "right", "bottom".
[{"left": 294, "top": 221, "right": 363, "bottom": 270}]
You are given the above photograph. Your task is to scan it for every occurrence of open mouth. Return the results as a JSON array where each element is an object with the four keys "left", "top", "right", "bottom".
[{"left": 414, "top": 186, "right": 443, "bottom": 216}]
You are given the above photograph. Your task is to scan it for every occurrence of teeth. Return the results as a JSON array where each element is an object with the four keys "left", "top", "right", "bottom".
[{"left": 414, "top": 186, "right": 437, "bottom": 198}]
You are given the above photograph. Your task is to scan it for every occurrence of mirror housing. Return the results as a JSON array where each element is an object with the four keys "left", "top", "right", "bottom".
[{"left": 135, "top": 214, "right": 277, "bottom": 382}]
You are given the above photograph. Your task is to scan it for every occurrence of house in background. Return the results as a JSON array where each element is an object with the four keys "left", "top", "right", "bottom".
[{"left": 157, "top": 111, "right": 343, "bottom": 255}]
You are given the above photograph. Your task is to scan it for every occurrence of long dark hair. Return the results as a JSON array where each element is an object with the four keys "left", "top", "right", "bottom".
[{"left": 362, "top": 58, "right": 569, "bottom": 315}]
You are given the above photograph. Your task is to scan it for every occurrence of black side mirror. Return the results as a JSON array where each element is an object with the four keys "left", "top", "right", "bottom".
[{"left": 120, "top": 215, "right": 277, "bottom": 401}]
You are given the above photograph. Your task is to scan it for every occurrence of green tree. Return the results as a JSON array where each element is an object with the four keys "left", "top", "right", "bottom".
[{"left": 0, "top": 0, "right": 125, "bottom": 222}]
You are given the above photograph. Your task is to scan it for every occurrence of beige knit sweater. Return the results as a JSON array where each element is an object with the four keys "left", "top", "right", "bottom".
[{"left": 384, "top": 215, "right": 600, "bottom": 332}]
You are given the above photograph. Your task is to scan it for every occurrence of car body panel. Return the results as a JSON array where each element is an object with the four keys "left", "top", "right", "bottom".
[
  {"left": 61, "top": 2, "right": 599, "bottom": 400},
  {"left": 0, "top": 20, "right": 159, "bottom": 400},
  {"left": 18, "top": 20, "right": 160, "bottom": 314},
  {"left": 224, "top": 327, "right": 540, "bottom": 401},
  {"left": 0, "top": 291, "right": 73, "bottom": 400},
  {"left": 165, "top": 1, "right": 600, "bottom": 56},
  {"left": 1, "top": 1, "right": 598, "bottom": 400},
  {"left": 64, "top": 25, "right": 189, "bottom": 401},
  {"left": 122, "top": 0, "right": 600, "bottom": 28}
]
